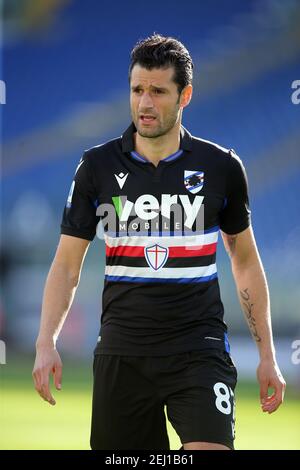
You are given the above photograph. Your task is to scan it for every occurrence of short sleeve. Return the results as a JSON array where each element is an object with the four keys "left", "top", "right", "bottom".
[
  {"left": 60, "top": 152, "right": 99, "bottom": 241},
  {"left": 219, "top": 150, "right": 251, "bottom": 235}
]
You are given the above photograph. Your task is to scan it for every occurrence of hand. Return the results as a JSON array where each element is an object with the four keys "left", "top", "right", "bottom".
[
  {"left": 32, "top": 346, "right": 63, "bottom": 406},
  {"left": 257, "top": 359, "right": 286, "bottom": 414}
]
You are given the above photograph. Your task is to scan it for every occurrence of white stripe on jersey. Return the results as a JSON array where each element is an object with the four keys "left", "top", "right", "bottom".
[
  {"left": 104, "top": 231, "right": 219, "bottom": 248},
  {"left": 105, "top": 263, "right": 217, "bottom": 279}
]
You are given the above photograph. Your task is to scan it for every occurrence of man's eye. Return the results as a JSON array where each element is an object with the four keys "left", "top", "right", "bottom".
[
  {"left": 154, "top": 89, "right": 164, "bottom": 94},
  {"left": 133, "top": 89, "right": 142, "bottom": 94}
]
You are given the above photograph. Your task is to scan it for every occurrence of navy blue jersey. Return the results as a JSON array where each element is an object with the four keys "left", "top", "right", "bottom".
[{"left": 61, "top": 123, "right": 251, "bottom": 355}]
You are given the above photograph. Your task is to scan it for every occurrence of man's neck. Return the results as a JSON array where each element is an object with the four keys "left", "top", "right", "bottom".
[{"left": 134, "top": 122, "right": 181, "bottom": 167}]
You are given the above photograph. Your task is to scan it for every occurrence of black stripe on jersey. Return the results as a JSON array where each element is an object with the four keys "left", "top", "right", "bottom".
[
  {"left": 106, "top": 254, "right": 216, "bottom": 268},
  {"left": 106, "top": 256, "right": 147, "bottom": 267},
  {"left": 165, "top": 254, "right": 216, "bottom": 268}
]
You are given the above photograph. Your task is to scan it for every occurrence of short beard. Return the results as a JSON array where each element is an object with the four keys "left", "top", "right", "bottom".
[
  {"left": 137, "top": 125, "right": 171, "bottom": 139},
  {"left": 134, "top": 106, "right": 180, "bottom": 139}
]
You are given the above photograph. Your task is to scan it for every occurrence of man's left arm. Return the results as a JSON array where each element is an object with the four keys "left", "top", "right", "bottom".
[{"left": 222, "top": 226, "right": 286, "bottom": 413}]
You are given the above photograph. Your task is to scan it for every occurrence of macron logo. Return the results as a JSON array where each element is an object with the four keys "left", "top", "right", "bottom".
[{"left": 115, "top": 172, "right": 129, "bottom": 189}]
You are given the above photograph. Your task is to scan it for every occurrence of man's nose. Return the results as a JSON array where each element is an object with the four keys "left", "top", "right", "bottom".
[{"left": 139, "top": 92, "right": 154, "bottom": 109}]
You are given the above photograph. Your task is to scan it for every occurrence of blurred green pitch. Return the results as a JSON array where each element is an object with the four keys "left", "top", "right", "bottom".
[{"left": 1, "top": 359, "right": 299, "bottom": 450}]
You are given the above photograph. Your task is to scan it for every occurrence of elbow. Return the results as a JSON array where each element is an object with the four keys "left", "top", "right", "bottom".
[
  {"left": 52, "top": 261, "right": 80, "bottom": 288},
  {"left": 67, "top": 271, "right": 80, "bottom": 288}
]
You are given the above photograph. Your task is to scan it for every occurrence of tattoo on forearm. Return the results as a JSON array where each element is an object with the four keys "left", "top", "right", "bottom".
[{"left": 240, "top": 288, "right": 261, "bottom": 342}]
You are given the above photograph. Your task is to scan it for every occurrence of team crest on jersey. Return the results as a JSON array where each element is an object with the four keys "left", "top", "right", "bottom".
[
  {"left": 145, "top": 244, "right": 169, "bottom": 271},
  {"left": 184, "top": 170, "right": 204, "bottom": 194}
]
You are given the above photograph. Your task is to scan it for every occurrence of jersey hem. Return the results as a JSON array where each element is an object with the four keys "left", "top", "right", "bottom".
[
  {"left": 94, "top": 339, "right": 226, "bottom": 357},
  {"left": 60, "top": 226, "right": 95, "bottom": 241}
]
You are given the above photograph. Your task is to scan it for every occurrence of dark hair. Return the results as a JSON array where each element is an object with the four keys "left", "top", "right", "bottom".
[{"left": 129, "top": 34, "right": 193, "bottom": 94}]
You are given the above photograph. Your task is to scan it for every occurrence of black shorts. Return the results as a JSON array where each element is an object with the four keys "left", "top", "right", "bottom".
[{"left": 90, "top": 349, "right": 237, "bottom": 450}]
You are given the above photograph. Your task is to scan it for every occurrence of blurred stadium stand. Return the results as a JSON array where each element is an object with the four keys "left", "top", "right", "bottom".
[{"left": 1, "top": 0, "right": 299, "bottom": 380}]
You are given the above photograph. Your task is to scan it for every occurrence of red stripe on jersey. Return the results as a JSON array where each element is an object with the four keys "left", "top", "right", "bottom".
[
  {"left": 169, "top": 243, "right": 217, "bottom": 257},
  {"left": 106, "top": 243, "right": 217, "bottom": 258},
  {"left": 106, "top": 245, "right": 145, "bottom": 257}
]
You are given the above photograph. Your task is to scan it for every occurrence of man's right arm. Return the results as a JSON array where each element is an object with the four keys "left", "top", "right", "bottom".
[{"left": 32, "top": 234, "right": 90, "bottom": 405}]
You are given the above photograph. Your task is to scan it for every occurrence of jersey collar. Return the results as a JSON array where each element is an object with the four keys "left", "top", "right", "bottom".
[{"left": 121, "top": 122, "right": 193, "bottom": 163}]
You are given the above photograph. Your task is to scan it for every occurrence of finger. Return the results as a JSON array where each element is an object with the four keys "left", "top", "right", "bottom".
[
  {"left": 37, "top": 389, "right": 50, "bottom": 403},
  {"left": 40, "top": 370, "right": 56, "bottom": 405},
  {"left": 38, "top": 391, "right": 55, "bottom": 406},
  {"left": 32, "top": 368, "right": 41, "bottom": 391},
  {"left": 263, "top": 392, "right": 276, "bottom": 404},
  {"left": 53, "top": 364, "right": 62, "bottom": 391},
  {"left": 262, "top": 401, "right": 277, "bottom": 413},
  {"left": 33, "top": 369, "right": 47, "bottom": 400},
  {"left": 35, "top": 375, "right": 52, "bottom": 403},
  {"left": 267, "top": 383, "right": 285, "bottom": 412},
  {"left": 40, "top": 384, "right": 56, "bottom": 405},
  {"left": 259, "top": 379, "right": 269, "bottom": 405},
  {"left": 262, "top": 387, "right": 284, "bottom": 413},
  {"left": 261, "top": 392, "right": 276, "bottom": 410},
  {"left": 263, "top": 402, "right": 279, "bottom": 413}
]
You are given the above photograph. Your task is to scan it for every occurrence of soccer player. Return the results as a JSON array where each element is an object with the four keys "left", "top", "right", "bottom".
[{"left": 32, "top": 34, "right": 286, "bottom": 450}]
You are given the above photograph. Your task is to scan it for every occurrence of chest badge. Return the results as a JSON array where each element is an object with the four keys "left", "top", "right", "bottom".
[
  {"left": 184, "top": 170, "right": 204, "bottom": 194},
  {"left": 145, "top": 244, "right": 169, "bottom": 271}
]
